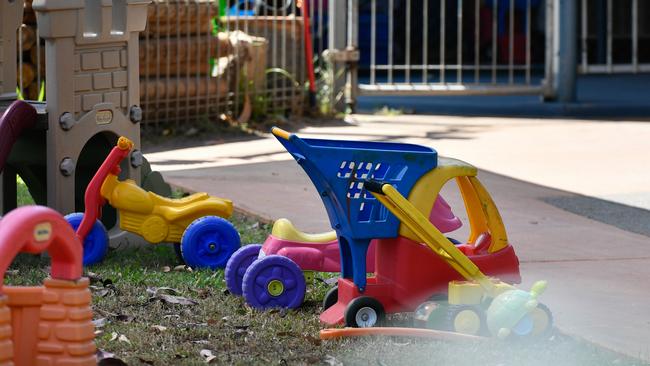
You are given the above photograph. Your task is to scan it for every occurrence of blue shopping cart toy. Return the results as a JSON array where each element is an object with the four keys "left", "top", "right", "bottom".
[
  {"left": 271, "top": 128, "right": 540, "bottom": 334},
  {"left": 272, "top": 127, "right": 438, "bottom": 292}
]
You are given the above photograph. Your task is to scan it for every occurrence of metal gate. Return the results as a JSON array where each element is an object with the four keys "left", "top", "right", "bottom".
[
  {"left": 579, "top": 0, "right": 650, "bottom": 74},
  {"left": 339, "top": 0, "right": 555, "bottom": 101}
]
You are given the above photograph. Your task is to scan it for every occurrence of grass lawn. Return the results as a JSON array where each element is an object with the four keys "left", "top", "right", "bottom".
[{"left": 6, "top": 180, "right": 649, "bottom": 365}]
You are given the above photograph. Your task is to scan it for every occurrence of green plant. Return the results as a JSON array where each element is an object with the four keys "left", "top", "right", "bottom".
[{"left": 312, "top": 55, "right": 345, "bottom": 117}]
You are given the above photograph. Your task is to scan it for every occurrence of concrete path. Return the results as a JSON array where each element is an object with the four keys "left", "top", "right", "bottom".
[
  {"left": 147, "top": 115, "right": 650, "bottom": 361},
  {"left": 148, "top": 114, "right": 650, "bottom": 212}
]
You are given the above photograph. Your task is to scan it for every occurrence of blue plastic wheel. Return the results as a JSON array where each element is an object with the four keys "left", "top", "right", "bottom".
[
  {"left": 225, "top": 244, "right": 262, "bottom": 296},
  {"left": 180, "top": 216, "right": 241, "bottom": 270},
  {"left": 64, "top": 212, "right": 109, "bottom": 266},
  {"left": 242, "top": 255, "right": 306, "bottom": 310}
]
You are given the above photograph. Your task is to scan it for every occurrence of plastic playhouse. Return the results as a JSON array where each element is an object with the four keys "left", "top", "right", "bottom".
[
  {"left": 225, "top": 195, "right": 463, "bottom": 310},
  {"left": 67, "top": 137, "right": 241, "bottom": 269},
  {"left": 271, "top": 127, "right": 551, "bottom": 337},
  {"left": 0, "top": 206, "right": 96, "bottom": 366},
  {"left": 0, "top": 1, "right": 171, "bottom": 252}
]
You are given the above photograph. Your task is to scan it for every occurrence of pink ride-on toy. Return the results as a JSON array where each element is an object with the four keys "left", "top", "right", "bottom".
[{"left": 225, "top": 195, "right": 462, "bottom": 310}]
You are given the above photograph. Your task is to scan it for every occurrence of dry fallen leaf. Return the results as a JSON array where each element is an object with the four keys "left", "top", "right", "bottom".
[
  {"left": 90, "top": 286, "right": 113, "bottom": 298},
  {"left": 147, "top": 287, "right": 180, "bottom": 296},
  {"left": 151, "top": 325, "right": 168, "bottom": 332},
  {"left": 200, "top": 349, "right": 217, "bottom": 363},
  {"left": 162, "top": 266, "right": 171, "bottom": 272},
  {"left": 156, "top": 293, "right": 198, "bottom": 306},
  {"left": 324, "top": 355, "right": 343, "bottom": 366},
  {"left": 96, "top": 349, "right": 115, "bottom": 360},
  {"left": 118, "top": 334, "right": 131, "bottom": 345},
  {"left": 109, "top": 332, "right": 118, "bottom": 342},
  {"left": 147, "top": 287, "right": 198, "bottom": 306},
  {"left": 92, "top": 318, "right": 108, "bottom": 328}
]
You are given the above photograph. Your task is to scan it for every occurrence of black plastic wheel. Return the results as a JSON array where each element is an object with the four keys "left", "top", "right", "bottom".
[
  {"left": 446, "top": 304, "right": 486, "bottom": 336},
  {"left": 344, "top": 296, "right": 385, "bottom": 328},
  {"left": 413, "top": 301, "right": 448, "bottom": 329},
  {"left": 322, "top": 285, "right": 338, "bottom": 310}
]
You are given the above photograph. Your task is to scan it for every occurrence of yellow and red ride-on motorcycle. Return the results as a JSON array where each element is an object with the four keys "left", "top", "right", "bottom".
[{"left": 67, "top": 137, "right": 240, "bottom": 269}]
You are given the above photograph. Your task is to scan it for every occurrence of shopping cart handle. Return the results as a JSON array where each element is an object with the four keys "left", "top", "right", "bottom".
[
  {"left": 271, "top": 127, "right": 291, "bottom": 140},
  {"left": 364, "top": 179, "right": 387, "bottom": 194}
]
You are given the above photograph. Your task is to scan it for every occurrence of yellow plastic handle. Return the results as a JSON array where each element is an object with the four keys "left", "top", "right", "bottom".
[
  {"left": 117, "top": 136, "right": 134, "bottom": 151},
  {"left": 271, "top": 127, "right": 291, "bottom": 140}
]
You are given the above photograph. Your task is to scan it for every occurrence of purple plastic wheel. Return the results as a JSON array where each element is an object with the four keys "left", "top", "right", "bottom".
[
  {"left": 225, "top": 244, "right": 262, "bottom": 296},
  {"left": 242, "top": 255, "right": 306, "bottom": 310}
]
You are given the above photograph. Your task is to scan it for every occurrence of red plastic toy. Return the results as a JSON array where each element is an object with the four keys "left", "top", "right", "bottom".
[{"left": 272, "top": 128, "right": 522, "bottom": 329}]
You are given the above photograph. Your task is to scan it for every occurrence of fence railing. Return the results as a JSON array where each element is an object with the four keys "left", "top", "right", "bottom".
[
  {"left": 13, "top": 0, "right": 650, "bottom": 118},
  {"left": 352, "top": 0, "right": 553, "bottom": 96},
  {"left": 579, "top": 0, "right": 650, "bottom": 74}
]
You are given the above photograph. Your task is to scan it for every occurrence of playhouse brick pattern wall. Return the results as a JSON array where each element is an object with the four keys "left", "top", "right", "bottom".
[
  {"left": 0, "top": 296, "right": 12, "bottom": 366},
  {"left": 33, "top": 0, "right": 149, "bottom": 214},
  {"left": 73, "top": 47, "right": 129, "bottom": 117},
  {"left": 35, "top": 278, "right": 95, "bottom": 366}
]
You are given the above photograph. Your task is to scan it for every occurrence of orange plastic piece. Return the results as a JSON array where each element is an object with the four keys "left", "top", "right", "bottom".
[
  {"left": 0, "top": 206, "right": 96, "bottom": 366},
  {"left": 319, "top": 327, "right": 484, "bottom": 342}
]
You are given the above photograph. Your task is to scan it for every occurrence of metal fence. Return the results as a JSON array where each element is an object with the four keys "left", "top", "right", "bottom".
[
  {"left": 350, "top": 0, "right": 553, "bottom": 96},
  {"left": 17, "top": 0, "right": 310, "bottom": 127},
  {"left": 579, "top": 0, "right": 650, "bottom": 74},
  {"left": 14, "top": 0, "right": 650, "bottom": 118}
]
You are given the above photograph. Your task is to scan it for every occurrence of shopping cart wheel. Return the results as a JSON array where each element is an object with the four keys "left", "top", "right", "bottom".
[
  {"left": 344, "top": 296, "right": 385, "bottom": 328},
  {"left": 322, "top": 285, "right": 338, "bottom": 310},
  {"left": 242, "top": 255, "right": 306, "bottom": 310},
  {"left": 181, "top": 216, "right": 241, "bottom": 270},
  {"left": 225, "top": 244, "right": 263, "bottom": 296},
  {"left": 64, "top": 212, "right": 109, "bottom": 266}
]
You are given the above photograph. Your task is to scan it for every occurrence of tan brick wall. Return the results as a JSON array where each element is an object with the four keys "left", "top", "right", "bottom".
[
  {"left": 73, "top": 47, "right": 129, "bottom": 117},
  {"left": 0, "top": 296, "right": 13, "bottom": 366},
  {"left": 34, "top": 278, "right": 95, "bottom": 366}
]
